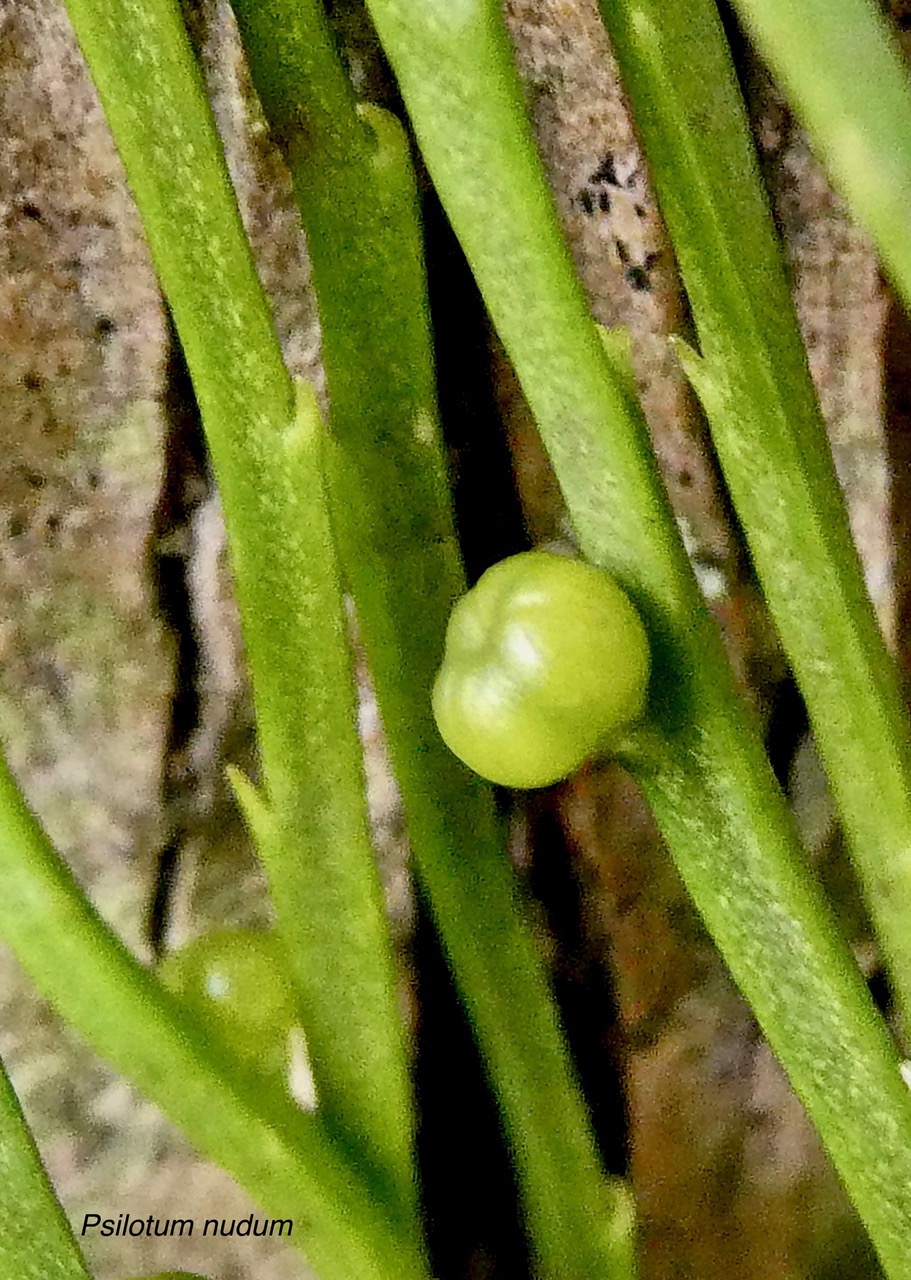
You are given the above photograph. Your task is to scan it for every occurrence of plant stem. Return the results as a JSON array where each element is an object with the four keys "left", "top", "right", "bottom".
[
  {"left": 230, "top": 384, "right": 417, "bottom": 1219},
  {"left": 0, "top": 1050, "right": 93, "bottom": 1279},
  {"left": 728, "top": 0, "right": 911, "bottom": 315},
  {"left": 597, "top": 0, "right": 911, "bottom": 1035},
  {"left": 61, "top": 0, "right": 418, "bottom": 1227},
  {"left": 0, "top": 755, "right": 428, "bottom": 1280},
  {"left": 362, "top": 1, "right": 911, "bottom": 1271},
  {"left": 228, "top": 4, "right": 636, "bottom": 1277}
]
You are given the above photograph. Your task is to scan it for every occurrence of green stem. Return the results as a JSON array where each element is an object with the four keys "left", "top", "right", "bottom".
[
  {"left": 0, "top": 1050, "right": 92, "bottom": 1279},
  {"left": 0, "top": 756, "right": 427, "bottom": 1280},
  {"left": 362, "top": 1, "right": 911, "bottom": 1271},
  {"left": 627, "top": 717, "right": 911, "bottom": 1279},
  {"left": 727, "top": 0, "right": 911, "bottom": 315},
  {"left": 229, "top": 385, "right": 416, "bottom": 1219},
  {"left": 597, "top": 0, "right": 911, "bottom": 1037},
  {"left": 62, "top": 0, "right": 417, "bottom": 1226},
  {"left": 228, "top": 4, "right": 635, "bottom": 1277}
]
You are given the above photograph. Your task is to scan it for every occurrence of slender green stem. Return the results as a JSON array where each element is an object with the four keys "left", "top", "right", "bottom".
[
  {"left": 0, "top": 756, "right": 428, "bottom": 1280},
  {"left": 228, "top": 4, "right": 636, "bottom": 1277},
  {"left": 227, "top": 0, "right": 464, "bottom": 809},
  {"left": 625, "top": 716, "right": 911, "bottom": 1280},
  {"left": 229, "top": 385, "right": 416, "bottom": 1219},
  {"left": 0, "top": 1050, "right": 92, "bottom": 1279},
  {"left": 61, "top": 0, "right": 417, "bottom": 1226},
  {"left": 728, "top": 0, "right": 911, "bottom": 315},
  {"left": 362, "top": 2, "right": 911, "bottom": 1271},
  {"left": 597, "top": 0, "right": 911, "bottom": 1038}
]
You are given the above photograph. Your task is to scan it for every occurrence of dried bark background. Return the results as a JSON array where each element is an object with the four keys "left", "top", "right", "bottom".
[{"left": 0, "top": 0, "right": 904, "bottom": 1277}]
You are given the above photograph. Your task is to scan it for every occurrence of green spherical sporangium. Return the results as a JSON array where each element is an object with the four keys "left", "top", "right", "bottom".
[{"left": 432, "top": 551, "right": 650, "bottom": 788}]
